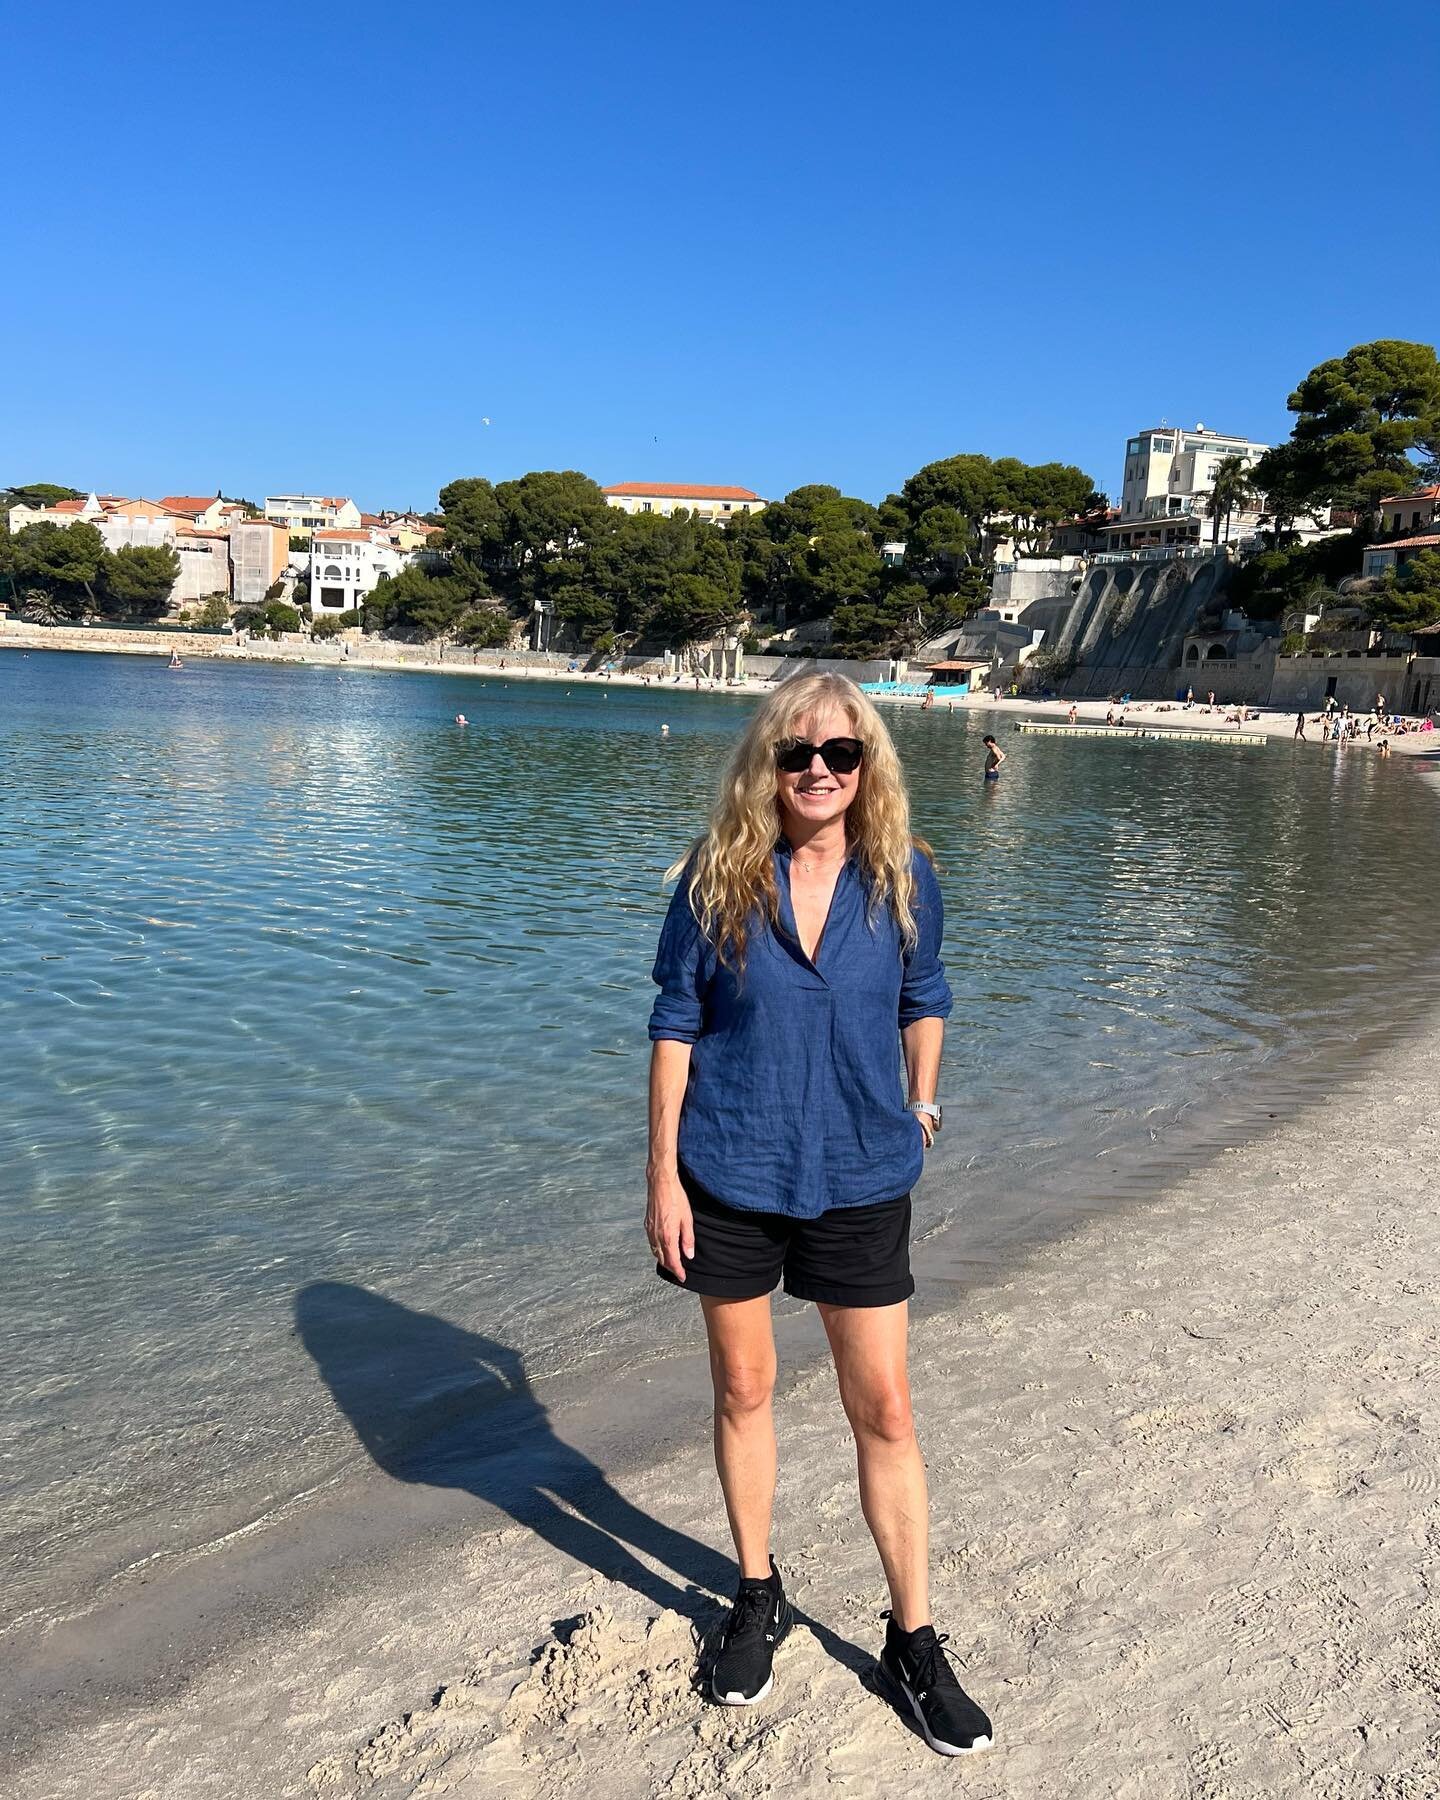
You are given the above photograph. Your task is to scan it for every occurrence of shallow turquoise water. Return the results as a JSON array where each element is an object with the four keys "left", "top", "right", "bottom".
[{"left": 2, "top": 648, "right": 1437, "bottom": 1622}]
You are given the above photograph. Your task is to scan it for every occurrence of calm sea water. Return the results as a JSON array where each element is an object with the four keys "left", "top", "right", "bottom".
[{"left": 2, "top": 648, "right": 1438, "bottom": 1629}]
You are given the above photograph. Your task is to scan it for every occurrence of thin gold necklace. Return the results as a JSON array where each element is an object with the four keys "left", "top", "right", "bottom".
[{"left": 793, "top": 847, "right": 846, "bottom": 876}]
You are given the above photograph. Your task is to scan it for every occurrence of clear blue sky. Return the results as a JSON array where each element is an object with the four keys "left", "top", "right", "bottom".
[{"left": 6, "top": 2, "right": 1437, "bottom": 512}]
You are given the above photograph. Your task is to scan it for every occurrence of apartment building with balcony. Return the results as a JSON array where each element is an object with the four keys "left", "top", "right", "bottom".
[
  {"left": 307, "top": 527, "right": 406, "bottom": 615},
  {"left": 1099, "top": 425, "right": 1269, "bottom": 553},
  {"left": 265, "top": 494, "right": 363, "bottom": 533}
]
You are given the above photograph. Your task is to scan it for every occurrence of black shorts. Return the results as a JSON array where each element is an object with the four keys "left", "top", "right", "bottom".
[{"left": 656, "top": 1167, "right": 914, "bottom": 1308}]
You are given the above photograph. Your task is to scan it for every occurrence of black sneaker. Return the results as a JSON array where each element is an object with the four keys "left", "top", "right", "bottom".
[
  {"left": 710, "top": 1557, "right": 792, "bottom": 1705},
  {"left": 879, "top": 1613, "right": 993, "bottom": 1755}
]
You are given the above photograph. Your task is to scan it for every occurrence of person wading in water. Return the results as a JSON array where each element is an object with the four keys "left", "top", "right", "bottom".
[{"left": 645, "top": 672, "right": 992, "bottom": 1757}]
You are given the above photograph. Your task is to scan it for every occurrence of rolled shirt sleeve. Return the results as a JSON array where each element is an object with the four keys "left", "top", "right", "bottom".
[
  {"left": 648, "top": 878, "right": 709, "bottom": 1044},
  {"left": 898, "top": 851, "right": 953, "bottom": 1027}
]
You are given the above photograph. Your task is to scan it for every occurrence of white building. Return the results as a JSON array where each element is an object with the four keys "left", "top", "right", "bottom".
[
  {"left": 265, "top": 494, "right": 363, "bottom": 533},
  {"left": 308, "top": 527, "right": 406, "bottom": 616},
  {"left": 1097, "top": 425, "right": 1271, "bottom": 553},
  {"left": 601, "top": 482, "right": 765, "bottom": 523},
  {"left": 96, "top": 514, "right": 177, "bottom": 553},
  {"left": 7, "top": 492, "right": 108, "bottom": 532}
]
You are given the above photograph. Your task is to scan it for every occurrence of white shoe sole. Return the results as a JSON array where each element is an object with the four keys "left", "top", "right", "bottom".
[
  {"left": 898, "top": 1679, "right": 992, "bottom": 1756},
  {"left": 712, "top": 1672, "right": 773, "bottom": 1706}
]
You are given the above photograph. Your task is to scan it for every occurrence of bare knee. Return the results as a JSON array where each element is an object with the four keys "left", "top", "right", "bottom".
[
  {"left": 713, "top": 1358, "right": 776, "bottom": 1422},
  {"left": 844, "top": 1380, "right": 914, "bottom": 1447}
]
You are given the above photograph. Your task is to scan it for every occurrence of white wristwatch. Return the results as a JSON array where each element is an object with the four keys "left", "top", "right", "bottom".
[{"left": 907, "top": 1101, "right": 942, "bottom": 1132}]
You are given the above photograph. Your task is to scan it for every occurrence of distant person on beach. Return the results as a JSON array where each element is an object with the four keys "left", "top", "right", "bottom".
[
  {"left": 1185, "top": 686, "right": 1194, "bottom": 707},
  {"left": 982, "top": 735, "right": 1006, "bottom": 779},
  {"left": 646, "top": 673, "right": 991, "bottom": 1756},
  {"left": 1295, "top": 711, "right": 1306, "bottom": 740},
  {"left": 1067, "top": 703, "right": 1078, "bottom": 724}
]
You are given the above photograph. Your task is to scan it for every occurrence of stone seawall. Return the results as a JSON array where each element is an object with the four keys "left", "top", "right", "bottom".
[
  {"left": 0, "top": 624, "right": 604, "bottom": 675},
  {"left": 0, "top": 625, "right": 885, "bottom": 687}
]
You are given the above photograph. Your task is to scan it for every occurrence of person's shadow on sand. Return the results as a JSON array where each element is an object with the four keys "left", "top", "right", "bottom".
[{"left": 294, "top": 1281, "right": 874, "bottom": 1693}]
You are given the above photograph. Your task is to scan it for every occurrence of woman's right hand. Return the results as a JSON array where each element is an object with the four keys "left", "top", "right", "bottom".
[{"left": 646, "top": 1167, "right": 695, "bottom": 1282}]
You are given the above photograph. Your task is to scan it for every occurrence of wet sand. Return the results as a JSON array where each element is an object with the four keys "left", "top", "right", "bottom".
[{"left": 11, "top": 1007, "right": 1440, "bottom": 1798}]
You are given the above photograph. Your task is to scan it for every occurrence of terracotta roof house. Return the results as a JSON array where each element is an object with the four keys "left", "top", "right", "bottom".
[
  {"left": 1378, "top": 485, "right": 1440, "bottom": 538},
  {"left": 602, "top": 481, "right": 765, "bottom": 523},
  {"left": 160, "top": 495, "right": 229, "bottom": 528}
]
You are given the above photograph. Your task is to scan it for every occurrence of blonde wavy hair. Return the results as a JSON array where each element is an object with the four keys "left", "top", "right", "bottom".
[{"left": 669, "top": 672, "right": 928, "bottom": 969}]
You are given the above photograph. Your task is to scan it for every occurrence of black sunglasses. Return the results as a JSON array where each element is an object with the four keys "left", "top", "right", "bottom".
[{"left": 775, "top": 736, "right": 865, "bottom": 775}]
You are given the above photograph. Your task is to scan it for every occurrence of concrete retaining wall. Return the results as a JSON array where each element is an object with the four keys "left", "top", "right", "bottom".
[
  {"left": 1268, "top": 653, "right": 1416, "bottom": 714},
  {"left": 743, "top": 655, "right": 893, "bottom": 684}
]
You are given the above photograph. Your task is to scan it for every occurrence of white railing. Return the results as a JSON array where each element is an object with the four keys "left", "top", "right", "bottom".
[{"left": 1092, "top": 545, "right": 1219, "bottom": 567}]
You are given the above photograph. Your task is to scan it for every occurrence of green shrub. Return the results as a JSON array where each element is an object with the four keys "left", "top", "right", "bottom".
[
  {"left": 261, "top": 599, "right": 303, "bottom": 636},
  {"left": 455, "top": 606, "right": 514, "bottom": 649}
]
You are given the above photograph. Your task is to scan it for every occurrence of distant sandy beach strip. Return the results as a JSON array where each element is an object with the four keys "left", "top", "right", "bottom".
[
  {"left": 6, "top": 622, "right": 1437, "bottom": 755},
  {"left": 16, "top": 1009, "right": 1440, "bottom": 1798}
]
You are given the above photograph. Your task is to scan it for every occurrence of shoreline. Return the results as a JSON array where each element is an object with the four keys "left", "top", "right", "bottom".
[
  {"left": 7, "top": 627, "right": 1436, "bottom": 757},
  {"left": 9, "top": 1000, "right": 1440, "bottom": 1797}
]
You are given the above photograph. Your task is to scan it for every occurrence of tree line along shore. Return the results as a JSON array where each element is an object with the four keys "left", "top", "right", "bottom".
[{"left": 3, "top": 338, "right": 1438, "bottom": 666}]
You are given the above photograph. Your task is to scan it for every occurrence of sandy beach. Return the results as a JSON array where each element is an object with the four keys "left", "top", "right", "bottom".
[
  {"left": 11, "top": 1000, "right": 1439, "bottom": 1798},
  {"left": 6, "top": 623, "right": 1436, "bottom": 759}
]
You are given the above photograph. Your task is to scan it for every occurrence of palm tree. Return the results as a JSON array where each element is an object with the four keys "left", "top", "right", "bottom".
[{"left": 1206, "top": 456, "right": 1258, "bottom": 550}]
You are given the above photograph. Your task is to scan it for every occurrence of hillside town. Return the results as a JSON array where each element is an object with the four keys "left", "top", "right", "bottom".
[{"left": 5, "top": 341, "right": 1439, "bottom": 717}]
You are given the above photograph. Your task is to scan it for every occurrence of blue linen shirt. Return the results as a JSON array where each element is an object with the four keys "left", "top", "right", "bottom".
[{"left": 648, "top": 843, "right": 953, "bottom": 1220}]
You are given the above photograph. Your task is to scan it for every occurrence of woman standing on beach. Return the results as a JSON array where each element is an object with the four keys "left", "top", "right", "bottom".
[{"left": 645, "top": 673, "right": 991, "bottom": 1757}]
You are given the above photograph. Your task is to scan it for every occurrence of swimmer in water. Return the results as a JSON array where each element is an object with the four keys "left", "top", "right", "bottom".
[
  {"left": 982, "top": 735, "right": 1006, "bottom": 780},
  {"left": 455, "top": 713, "right": 468, "bottom": 726},
  {"left": 661, "top": 723, "right": 670, "bottom": 737}
]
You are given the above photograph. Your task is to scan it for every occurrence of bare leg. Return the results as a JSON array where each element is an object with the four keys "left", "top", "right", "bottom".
[
  {"left": 700, "top": 1294, "right": 778, "bottom": 1581},
  {"left": 819, "top": 1300, "right": 930, "bottom": 1630}
]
